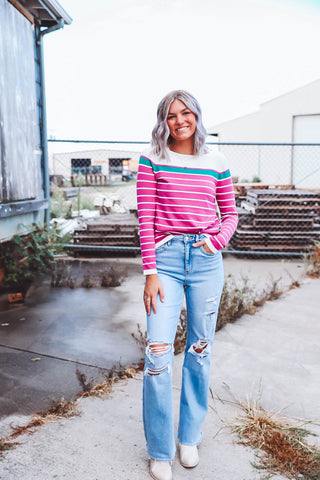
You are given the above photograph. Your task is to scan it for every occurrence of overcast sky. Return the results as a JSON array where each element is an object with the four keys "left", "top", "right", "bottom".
[{"left": 44, "top": 0, "right": 320, "bottom": 143}]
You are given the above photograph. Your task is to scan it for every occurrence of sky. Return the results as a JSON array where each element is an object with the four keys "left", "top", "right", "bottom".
[{"left": 44, "top": 0, "right": 320, "bottom": 143}]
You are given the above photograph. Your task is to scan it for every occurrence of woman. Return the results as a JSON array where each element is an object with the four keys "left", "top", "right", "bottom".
[{"left": 136, "top": 90, "right": 238, "bottom": 480}]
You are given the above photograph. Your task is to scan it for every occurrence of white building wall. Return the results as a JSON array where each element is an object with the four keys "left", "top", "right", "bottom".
[{"left": 208, "top": 79, "right": 320, "bottom": 186}]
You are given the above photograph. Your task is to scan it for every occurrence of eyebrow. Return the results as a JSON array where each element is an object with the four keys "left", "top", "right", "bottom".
[{"left": 168, "top": 107, "right": 189, "bottom": 115}]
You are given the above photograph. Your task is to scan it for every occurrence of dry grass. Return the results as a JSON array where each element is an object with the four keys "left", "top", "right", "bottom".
[
  {"left": 9, "top": 399, "right": 81, "bottom": 439},
  {"left": 76, "top": 366, "right": 137, "bottom": 398},
  {"left": 0, "top": 438, "right": 20, "bottom": 455},
  {"left": 173, "top": 309, "right": 187, "bottom": 354},
  {"left": 210, "top": 387, "right": 320, "bottom": 480},
  {"left": 230, "top": 399, "right": 320, "bottom": 479},
  {"left": 131, "top": 323, "right": 148, "bottom": 358}
]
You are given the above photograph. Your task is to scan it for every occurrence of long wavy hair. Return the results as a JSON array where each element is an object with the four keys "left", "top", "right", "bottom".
[{"left": 151, "top": 90, "right": 208, "bottom": 159}]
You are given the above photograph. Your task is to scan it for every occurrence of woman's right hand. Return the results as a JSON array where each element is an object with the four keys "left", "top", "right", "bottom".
[{"left": 143, "top": 274, "right": 164, "bottom": 315}]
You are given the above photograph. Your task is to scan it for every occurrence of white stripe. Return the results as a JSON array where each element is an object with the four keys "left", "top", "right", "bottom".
[
  {"left": 157, "top": 179, "right": 217, "bottom": 187},
  {"left": 157, "top": 188, "right": 215, "bottom": 199},
  {"left": 156, "top": 210, "right": 214, "bottom": 217},
  {"left": 157, "top": 195, "right": 213, "bottom": 202},
  {"left": 154, "top": 169, "right": 221, "bottom": 179},
  {"left": 157, "top": 202, "right": 214, "bottom": 210},
  {"left": 155, "top": 222, "right": 209, "bottom": 228}
]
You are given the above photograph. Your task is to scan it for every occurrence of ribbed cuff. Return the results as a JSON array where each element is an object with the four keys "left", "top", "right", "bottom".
[
  {"left": 143, "top": 268, "right": 157, "bottom": 276},
  {"left": 204, "top": 237, "right": 219, "bottom": 253}
]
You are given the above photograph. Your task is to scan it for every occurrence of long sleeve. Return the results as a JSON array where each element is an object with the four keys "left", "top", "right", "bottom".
[
  {"left": 136, "top": 156, "right": 158, "bottom": 275},
  {"left": 205, "top": 169, "right": 238, "bottom": 252}
]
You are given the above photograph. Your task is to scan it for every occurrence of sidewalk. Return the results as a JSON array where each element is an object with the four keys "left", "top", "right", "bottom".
[{"left": 1, "top": 277, "right": 319, "bottom": 480}]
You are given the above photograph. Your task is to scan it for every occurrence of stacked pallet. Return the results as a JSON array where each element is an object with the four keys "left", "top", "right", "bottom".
[
  {"left": 73, "top": 213, "right": 140, "bottom": 252},
  {"left": 233, "top": 183, "right": 294, "bottom": 206},
  {"left": 230, "top": 189, "right": 320, "bottom": 252}
]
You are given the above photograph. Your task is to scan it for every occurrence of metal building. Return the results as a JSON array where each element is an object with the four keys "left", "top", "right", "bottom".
[{"left": 0, "top": 0, "right": 72, "bottom": 243}]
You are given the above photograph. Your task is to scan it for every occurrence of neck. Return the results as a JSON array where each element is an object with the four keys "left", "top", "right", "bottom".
[{"left": 169, "top": 138, "right": 195, "bottom": 155}]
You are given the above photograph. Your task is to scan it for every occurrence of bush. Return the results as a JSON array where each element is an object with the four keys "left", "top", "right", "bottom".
[{"left": 2, "top": 225, "right": 67, "bottom": 291}]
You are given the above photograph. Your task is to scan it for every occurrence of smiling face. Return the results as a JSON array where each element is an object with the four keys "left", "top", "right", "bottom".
[{"left": 167, "top": 99, "right": 197, "bottom": 150}]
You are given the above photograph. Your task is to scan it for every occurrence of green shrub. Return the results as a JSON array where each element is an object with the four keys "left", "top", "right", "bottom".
[{"left": 2, "top": 225, "right": 68, "bottom": 291}]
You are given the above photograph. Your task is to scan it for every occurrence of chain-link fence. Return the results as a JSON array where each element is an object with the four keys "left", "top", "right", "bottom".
[{"left": 48, "top": 140, "right": 320, "bottom": 257}]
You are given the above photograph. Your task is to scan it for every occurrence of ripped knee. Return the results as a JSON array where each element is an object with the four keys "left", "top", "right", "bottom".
[
  {"left": 144, "top": 342, "right": 173, "bottom": 376},
  {"left": 188, "top": 339, "right": 210, "bottom": 366},
  {"left": 148, "top": 343, "right": 171, "bottom": 356}
]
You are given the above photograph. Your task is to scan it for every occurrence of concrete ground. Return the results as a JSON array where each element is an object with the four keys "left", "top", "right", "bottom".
[
  {"left": 0, "top": 260, "right": 144, "bottom": 417},
  {"left": 0, "top": 256, "right": 303, "bottom": 417},
  {"left": 0, "top": 257, "right": 319, "bottom": 479}
]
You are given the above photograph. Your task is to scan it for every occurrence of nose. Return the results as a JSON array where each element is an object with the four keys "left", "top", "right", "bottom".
[{"left": 176, "top": 113, "right": 184, "bottom": 125}]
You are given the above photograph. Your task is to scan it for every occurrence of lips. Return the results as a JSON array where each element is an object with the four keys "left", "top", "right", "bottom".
[{"left": 176, "top": 126, "right": 189, "bottom": 132}]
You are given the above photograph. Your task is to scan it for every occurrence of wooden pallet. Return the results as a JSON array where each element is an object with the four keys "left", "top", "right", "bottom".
[
  {"left": 73, "top": 214, "right": 140, "bottom": 249},
  {"left": 231, "top": 230, "right": 320, "bottom": 246},
  {"left": 241, "top": 201, "right": 320, "bottom": 216},
  {"left": 231, "top": 189, "right": 320, "bottom": 253},
  {"left": 246, "top": 189, "right": 320, "bottom": 207}
]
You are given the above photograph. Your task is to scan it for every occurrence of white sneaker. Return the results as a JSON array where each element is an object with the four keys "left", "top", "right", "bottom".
[
  {"left": 149, "top": 459, "right": 173, "bottom": 480},
  {"left": 179, "top": 443, "right": 199, "bottom": 468}
]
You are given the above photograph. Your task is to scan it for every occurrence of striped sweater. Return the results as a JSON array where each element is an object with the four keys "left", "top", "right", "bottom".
[{"left": 137, "top": 147, "right": 238, "bottom": 275}]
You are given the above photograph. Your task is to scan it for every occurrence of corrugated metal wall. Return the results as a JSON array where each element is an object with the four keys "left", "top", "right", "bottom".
[{"left": 0, "top": 0, "right": 41, "bottom": 203}]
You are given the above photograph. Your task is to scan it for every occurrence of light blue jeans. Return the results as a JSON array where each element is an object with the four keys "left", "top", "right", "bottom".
[{"left": 143, "top": 234, "right": 224, "bottom": 461}]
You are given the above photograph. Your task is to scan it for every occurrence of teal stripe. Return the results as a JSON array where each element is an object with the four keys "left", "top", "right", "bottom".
[
  {"left": 139, "top": 156, "right": 153, "bottom": 167},
  {"left": 139, "top": 156, "right": 230, "bottom": 179}
]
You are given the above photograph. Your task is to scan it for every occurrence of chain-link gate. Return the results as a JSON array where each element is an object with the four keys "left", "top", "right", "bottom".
[{"left": 48, "top": 140, "right": 320, "bottom": 257}]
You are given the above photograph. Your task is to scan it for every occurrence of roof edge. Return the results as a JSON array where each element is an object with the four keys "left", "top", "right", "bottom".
[
  {"left": 40, "top": 0, "right": 72, "bottom": 25},
  {"left": 261, "top": 78, "right": 320, "bottom": 107}
]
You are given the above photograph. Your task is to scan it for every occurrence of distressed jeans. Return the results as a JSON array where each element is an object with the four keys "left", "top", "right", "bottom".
[{"left": 143, "top": 235, "right": 224, "bottom": 461}]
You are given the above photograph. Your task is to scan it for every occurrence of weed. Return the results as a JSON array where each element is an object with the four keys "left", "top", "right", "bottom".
[
  {"left": 217, "top": 274, "right": 298, "bottom": 330},
  {"left": 101, "top": 266, "right": 126, "bottom": 287},
  {"left": 0, "top": 438, "right": 19, "bottom": 456},
  {"left": 50, "top": 184, "right": 73, "bottom": 219},
  {"left": 51, "top": 261, "right": 126, "bottom": 288},
  {"left": 51, "top": 260, "right": 76, "bottom": 288},
  {"left": 216, "top": 275, "right": 256, "bottom": 330},
  {"left": 81, "top": 274, "right": 94, "bottom": 288},
  {"left": 304, "top": 242, "right": 320, "bottom": 278},
  {"left": 71, "top": 194, "right": 95, "bottom": 212},
  {"left": 131, "top": 323, "right": 147, "bottom": 357},
  {"left": 75, "top": 368, "right": 94, "bottom": 392},
  {"left": 76, "top": 364, "right": 137, "bottom": 398},
  {"left": 174, "top": 309, "right": 187, "bottom": 354}
]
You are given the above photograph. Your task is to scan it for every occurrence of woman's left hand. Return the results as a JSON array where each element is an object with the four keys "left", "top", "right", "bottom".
[{"left": 192, "top": 239, "right": 213, "bottom": 254}]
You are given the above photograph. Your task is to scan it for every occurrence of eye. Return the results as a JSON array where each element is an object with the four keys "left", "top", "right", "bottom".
[{"left": 183, "top": 111, "right": 192, "bottom": 115}]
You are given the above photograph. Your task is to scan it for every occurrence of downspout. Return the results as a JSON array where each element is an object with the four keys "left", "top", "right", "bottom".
[{"left": 37, "top": 19, "right": 64, "bottom": 231}]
